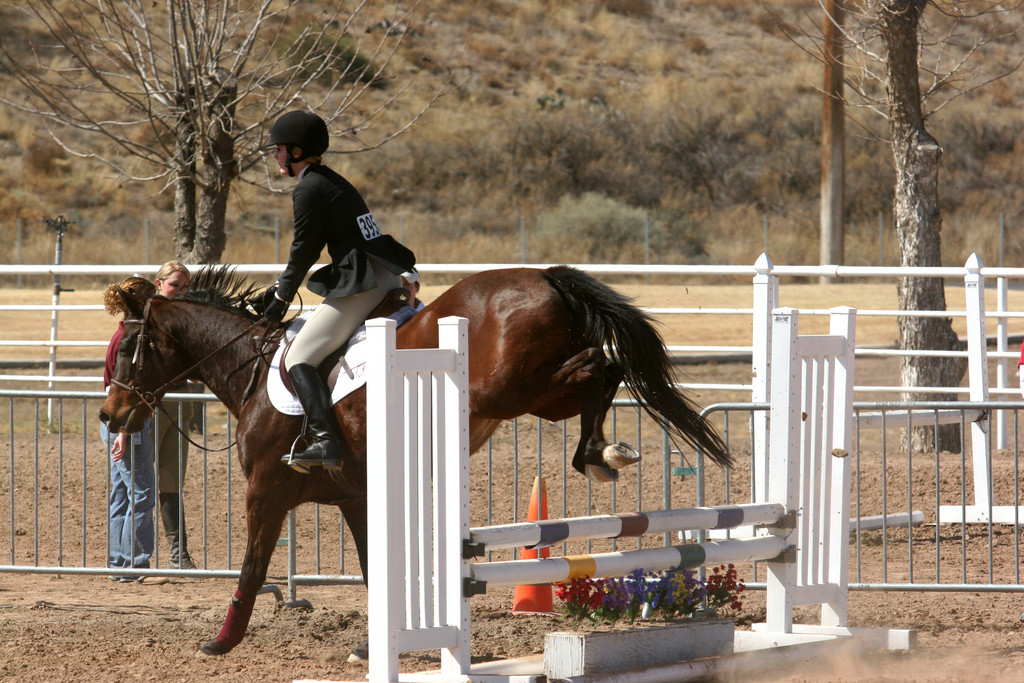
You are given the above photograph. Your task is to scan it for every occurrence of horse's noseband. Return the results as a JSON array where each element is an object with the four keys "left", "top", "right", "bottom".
[{"left": 109, "top": 298, "right": 160, "bottom": 410}]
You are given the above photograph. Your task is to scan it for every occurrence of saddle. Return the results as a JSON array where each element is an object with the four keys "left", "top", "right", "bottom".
[{"left": 278, "top": 287, "right": 412, "bottom": 394}]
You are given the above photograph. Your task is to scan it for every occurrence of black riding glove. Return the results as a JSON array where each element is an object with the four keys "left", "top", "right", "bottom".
[{"left": 261, "top": 285, "right": 290, "bottom": 323}]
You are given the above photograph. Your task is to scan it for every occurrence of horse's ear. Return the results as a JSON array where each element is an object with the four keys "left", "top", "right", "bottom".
[{"left": 115, "top": 286, "right": 148, "bottom": 318}]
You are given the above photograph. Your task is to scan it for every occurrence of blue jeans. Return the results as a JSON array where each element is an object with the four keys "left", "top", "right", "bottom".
[{"left": 102, "top": 421, "right": 156, "bottom": 570}]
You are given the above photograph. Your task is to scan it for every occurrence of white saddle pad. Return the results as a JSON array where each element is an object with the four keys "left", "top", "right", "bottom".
[{"left": 266, "top": 306, "right": 419, "bottom": 415}]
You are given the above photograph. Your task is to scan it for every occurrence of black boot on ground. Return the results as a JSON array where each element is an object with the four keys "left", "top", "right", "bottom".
[
  {"left": 159, "top": 492, "right": 197, "bottom": 570},
  {"left": 281, "top": 363, "right": 344, "bottom": 474}
]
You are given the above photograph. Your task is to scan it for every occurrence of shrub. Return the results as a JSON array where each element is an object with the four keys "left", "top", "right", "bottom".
[
  {"left": 533, "top": 193, "right": 649, "bottom": 262},
  {"left": 282, "top": 25, "right": 378, "bottom": 87}
]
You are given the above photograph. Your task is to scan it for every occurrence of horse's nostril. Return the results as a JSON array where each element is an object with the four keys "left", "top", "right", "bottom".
[{"left": 98, "top": 410, "right": 110, "bottom": 424}]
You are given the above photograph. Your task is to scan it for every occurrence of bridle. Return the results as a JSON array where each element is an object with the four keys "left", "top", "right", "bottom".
[
  {"left": 109, "top": 297, "right": 276, "bottom": 451},
  {"left": 108, "top": 299, "right": 163, "bottom": 410}
]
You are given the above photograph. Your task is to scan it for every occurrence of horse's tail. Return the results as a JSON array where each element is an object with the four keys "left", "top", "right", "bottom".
[{"left": 543, "top": 265, "right": 730, "bottom": 468}]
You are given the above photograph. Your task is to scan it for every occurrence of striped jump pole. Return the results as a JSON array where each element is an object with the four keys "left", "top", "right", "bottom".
[
  {"left": 470, "top": 502, "right": 786, "bottom": 551},
  {"left": 472, "top": 535, "right": 787, "bottom": 587}
]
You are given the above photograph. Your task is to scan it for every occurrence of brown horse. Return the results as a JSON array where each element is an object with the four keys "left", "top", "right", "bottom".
[{"left": 98, "top": 265, "right": 729, "bottom": 655}]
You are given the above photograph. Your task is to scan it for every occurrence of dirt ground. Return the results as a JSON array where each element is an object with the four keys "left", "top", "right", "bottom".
[
  {"left": 4, "top": 283, "right": 1024, "bottom": 682},
  {"left": 4, "top": 362, "right": 1024, "bottom": 682}
]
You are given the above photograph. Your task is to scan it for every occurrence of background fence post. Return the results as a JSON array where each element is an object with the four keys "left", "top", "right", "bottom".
[
  {"left": 16, "top": 218, "right": 23, "bottom": 289},
  {"left": 996, "top": 273, "right": 1009, "bottom": 449},
  {"left": 520, "top": 215, "right": 527, "bottom": 264}
]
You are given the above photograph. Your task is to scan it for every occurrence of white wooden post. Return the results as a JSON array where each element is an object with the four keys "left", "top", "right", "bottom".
[
  {"left": 995, "top": 275, "right": 1009, "bottom": 449},
  {"left": 938, "top": 254, "right": 1024, "bottom": 524},
  {"left": 964, "top": 253, "right": 992, "bottom": 514},
  {"left": 436, "top": 317, "right": 471, "bottom": 677},
  {"left": 765, "top": 307, "right": 799, "bottom": 634},
  {"left": 366, "top": 318, "right": 405, "bottom": 683},
  {"left": 365, "top": 316, "right": 471, "bottom": 683},
  {"left": 822, "top": 307, "right": 854, "bottom": 628},
  {"left": 751, "top": 253, "right": 778, "bottom": 504},
  {"left": 937, "top": 254, "right": 991, "bottom": 523},
  {"left": 765, "top": 306, "right": 855, "bottom": 635}
]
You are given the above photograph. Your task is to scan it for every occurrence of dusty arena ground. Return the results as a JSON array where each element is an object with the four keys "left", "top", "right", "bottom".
[
  {"left": 3, "top": 281, "right": 1024, "bottom": 682},
  {"left": 2, "top": 567, "right": 1024, "bottom": 683},
  {"left": 5, "top": 392, "right": 1024, "bottom": 683}
]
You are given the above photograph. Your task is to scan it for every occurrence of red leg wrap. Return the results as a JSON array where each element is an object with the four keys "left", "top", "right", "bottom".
[{"left": 215, "top": 589, "right": 257, "bottom": 651}]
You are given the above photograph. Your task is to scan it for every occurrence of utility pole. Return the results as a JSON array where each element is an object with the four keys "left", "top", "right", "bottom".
[{"left": 820, "top": 0, "right": 845, "bottom": 283}]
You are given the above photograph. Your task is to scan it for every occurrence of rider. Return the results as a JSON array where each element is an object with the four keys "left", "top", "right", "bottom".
[{"left": 262, "top": 110, "right": 416, "bottom": 474}]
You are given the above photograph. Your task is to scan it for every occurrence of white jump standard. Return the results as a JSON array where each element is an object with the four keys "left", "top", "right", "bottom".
[{"left": 321, "top": 310, "right": 913, "bottom": 683}]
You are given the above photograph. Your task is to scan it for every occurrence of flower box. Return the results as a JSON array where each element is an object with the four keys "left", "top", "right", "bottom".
[{"left": 543, "top": 617, "right": 735, "bottom": 679}]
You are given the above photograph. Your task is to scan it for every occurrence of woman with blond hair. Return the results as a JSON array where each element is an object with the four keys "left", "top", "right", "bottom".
[{"left": 152, "top": 260, "right": 198, "bottom": 571}]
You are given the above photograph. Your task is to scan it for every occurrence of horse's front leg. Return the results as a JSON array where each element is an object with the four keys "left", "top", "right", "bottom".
[
  {"left": 199, "top": 479, "right": 292, "bottom": 655},
  {"left": 337, "top": 498, "right": 371, "bottom": 662}
]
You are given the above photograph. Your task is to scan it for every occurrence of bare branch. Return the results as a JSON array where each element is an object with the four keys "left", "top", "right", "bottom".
[{"left": 0, "top": 0, "right": 446, "bottom": 262}]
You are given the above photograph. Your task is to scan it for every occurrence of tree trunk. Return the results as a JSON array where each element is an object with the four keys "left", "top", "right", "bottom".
[
  {"left": 173, "top": 103, "right": 198, "bottom": 262},
  {"left": 174, "top": 72, "right": 238, "bottom": 265},
  {"left": 880, "top": 0, "right": 965, "bottom": 453}
]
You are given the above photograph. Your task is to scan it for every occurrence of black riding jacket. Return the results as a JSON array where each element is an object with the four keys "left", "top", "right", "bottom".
[{"left": 276, "top": 165, "right": 415, "bottom": 302}]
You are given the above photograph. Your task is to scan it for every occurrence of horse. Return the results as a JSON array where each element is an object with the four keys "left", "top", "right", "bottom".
[{"left": 98, "top": 264, "right": 730, "bottom": 656}]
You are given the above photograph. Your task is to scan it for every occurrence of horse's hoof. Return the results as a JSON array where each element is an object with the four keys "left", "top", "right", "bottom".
[
  {"left": 603, "top": 441, "right": 641, "bottom": 469},
  {"left": 347, "top": 639, "right": 369, "bottom": 663},
  {"left": 198, "top": 639, "right": 231, "bottom": 656},
  {"left": 584, "top": 464, "right": 618, "bottom": 483}
]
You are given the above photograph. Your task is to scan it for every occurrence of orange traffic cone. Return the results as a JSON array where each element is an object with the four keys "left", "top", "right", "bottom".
[{"left": 512, "top": 476, "right": 555, "bottom": 613}]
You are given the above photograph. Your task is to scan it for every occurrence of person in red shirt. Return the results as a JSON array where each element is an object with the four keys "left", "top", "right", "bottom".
[{"left": 102, "top": 276, "right": 163, "bottom": 583}]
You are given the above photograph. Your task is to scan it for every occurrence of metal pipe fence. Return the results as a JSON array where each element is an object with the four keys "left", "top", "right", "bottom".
[
  {"left": 3, "top": 256, "right": 1024, "bottom": 603},
  {"left": 4, "top": 390, "right": 1024, "bottom": 602},
  {"left": 694, "top": 400, "right": 1024, "bottom": 593}
]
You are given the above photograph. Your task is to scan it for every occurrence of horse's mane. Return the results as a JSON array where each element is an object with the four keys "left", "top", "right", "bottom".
[{"left": 183, "top": 265, "right": 264, "bottom": 320}]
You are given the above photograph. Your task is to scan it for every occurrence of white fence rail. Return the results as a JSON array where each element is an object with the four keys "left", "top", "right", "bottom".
[{"left": 3, "top": 254, "right": 1022, "bottom": 394}]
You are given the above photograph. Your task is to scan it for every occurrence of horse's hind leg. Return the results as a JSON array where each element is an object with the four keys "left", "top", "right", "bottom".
[
  {"left": 572, "top": 359, "right": 633, "bottom": 482},
  {"left": 532, "top": 349, "right": 633, "bottom": 483},
  {"left": 200, "top": 481, "right": 292, "bottom": 655}
]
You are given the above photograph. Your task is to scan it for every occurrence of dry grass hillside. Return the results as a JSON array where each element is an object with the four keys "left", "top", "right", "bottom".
[{"left": 0, "top": 0, "right": 1022, "bottom": 279}]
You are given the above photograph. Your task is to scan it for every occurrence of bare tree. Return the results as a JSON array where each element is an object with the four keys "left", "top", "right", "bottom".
[
  {"left": 0, "top": 0, "right": 445, "bottom": 263},
  {"left": 799, "top": 0, "right": 1022, "bottom": 450}
]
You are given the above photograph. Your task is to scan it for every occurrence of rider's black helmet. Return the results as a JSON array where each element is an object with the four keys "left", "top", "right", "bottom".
[{"left": 268, "top": 111, "right": 329, "bottom": 160}]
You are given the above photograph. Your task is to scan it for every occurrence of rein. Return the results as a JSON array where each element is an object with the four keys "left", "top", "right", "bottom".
[
  {"left": 110, "top": 298, "right": 279, "bottom": 452},
  {"left": 155, "top": 400, "right": 235, "bottom": 454}
]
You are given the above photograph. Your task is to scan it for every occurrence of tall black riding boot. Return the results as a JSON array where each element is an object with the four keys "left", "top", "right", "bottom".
[
  {"left": 160, "top": 492, "right": 197, "bottom": 570},
  {"left": 282, "top": 363, "right": 344, "bottom": 473}
]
